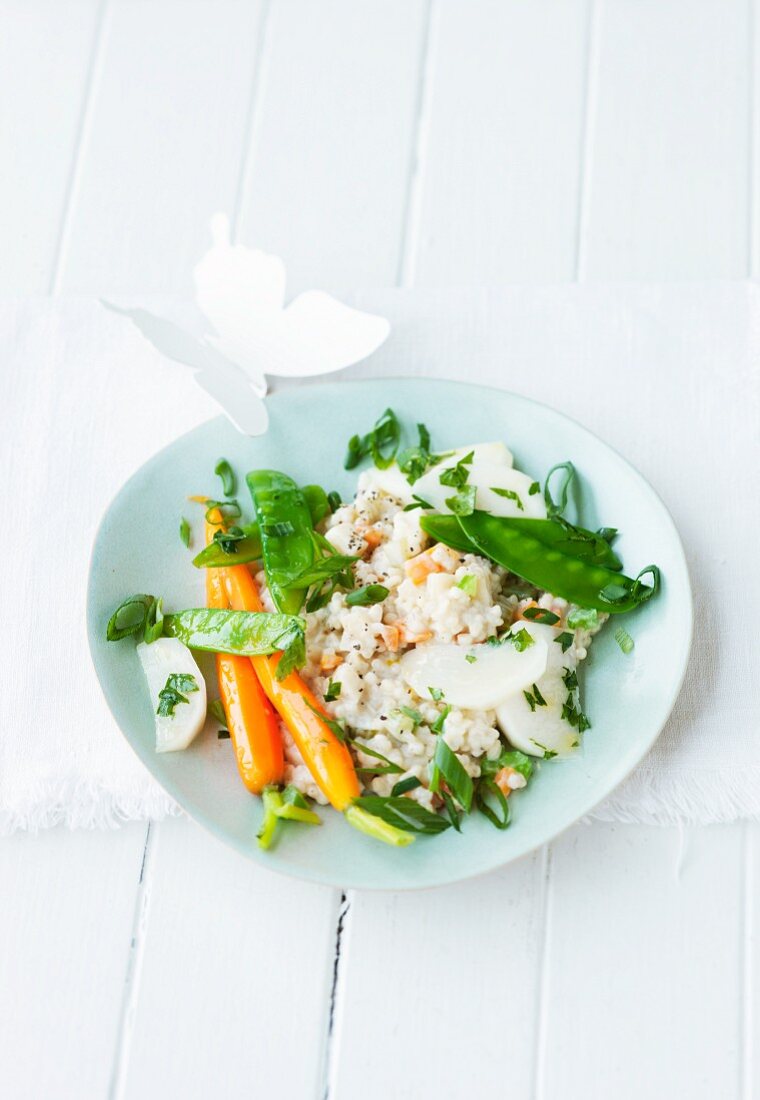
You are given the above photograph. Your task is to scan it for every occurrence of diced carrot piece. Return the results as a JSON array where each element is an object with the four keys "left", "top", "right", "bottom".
[
  {"left": 404, "top": 550, "right": 444, "bottom": 585},
  {"left": 494, "top": 767, "right": 520, "bottom": 797},
  {"left": 320, "top": 652, "right": 343, "bottom": 672},
  {"left": 380, "top": 624, "right": 401, "bottom": 652}
]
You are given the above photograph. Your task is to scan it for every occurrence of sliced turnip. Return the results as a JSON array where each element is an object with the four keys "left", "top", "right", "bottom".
[
  {"left": 137, "top": 637, "right": 207, "bottom": 753},
  {"left": 413, "top": 442, "right": 546, "bottom": 520},
  {"left": 496, "top": 622, "right": 581, "bottom": 758},
  {"left": 399, "top": 624, "right": 548, "bottom": 710}
]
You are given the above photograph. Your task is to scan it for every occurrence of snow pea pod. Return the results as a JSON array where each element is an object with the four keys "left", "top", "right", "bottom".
[
  {"left": 192, "top": 485, "right": 330, "bottom": 569},
  {"left": 420, "top": 513, "right": 622, "bottom": 570},
  {"left": 247, "top": 470, "right": 315, "bottom": 615},
  {"left": 164, "top": 607, "right": 304, "bottom": 656},
  {"left": 458, "top": 511, "right": 659, "bottom": 613}
]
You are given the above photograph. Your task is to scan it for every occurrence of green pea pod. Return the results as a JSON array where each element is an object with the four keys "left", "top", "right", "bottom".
[
  {"left": 164, "top": 607, "right": 304, "bottom": 655},
  {"left": 458, "top": 511, "right": 659, "bottom": 613},
  {"left": 421, "top": 513, "right": 622, "bottom": 570},
  {"left": 247, "top": 470, "right": 315, "bottom": 614},
  {"left": 192, "top": 485, "right": 330, "bottom": 570},
  {"left": 419, "top": 514, "right": 479, "bottom": 553}
]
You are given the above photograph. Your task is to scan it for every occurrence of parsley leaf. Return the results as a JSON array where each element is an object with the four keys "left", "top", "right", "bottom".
[{"left": 491, "top": 487, "right": 524, "bottom": 511}]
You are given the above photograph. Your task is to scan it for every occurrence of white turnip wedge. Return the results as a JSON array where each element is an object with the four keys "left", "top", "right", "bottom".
[
  {"left": 137, "top": 637, "right": 207, "bottom": 753},
  {"left": 399, "top": 623, "right": 549, "bottom": 711}
]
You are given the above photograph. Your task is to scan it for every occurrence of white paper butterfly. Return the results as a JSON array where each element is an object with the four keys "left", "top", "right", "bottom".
[{"left": 104, "top": 213, "right": 390, "bottom": 435}]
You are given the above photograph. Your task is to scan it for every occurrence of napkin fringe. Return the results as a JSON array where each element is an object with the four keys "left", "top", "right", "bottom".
[
  {"left": 591, "top": 766, "right": 760, "bottom": 825},
  {"left": 3, "top": 767, "right": 760, "bottom": 834},
  {"left": 0, "top": 779, "right": 180, "bottom": 835}
]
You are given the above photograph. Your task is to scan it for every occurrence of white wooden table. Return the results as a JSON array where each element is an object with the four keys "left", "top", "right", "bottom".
[{"left": 2, "top": 3, "right": 758, "bottom": 1097}]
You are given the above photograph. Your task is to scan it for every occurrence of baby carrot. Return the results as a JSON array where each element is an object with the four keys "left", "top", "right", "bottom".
[
  {"left": 205, "top": 512, "right": 284, "bottom": 793},
  {"left": 219, "top": 563, "right": 361, "bottom": 812}
]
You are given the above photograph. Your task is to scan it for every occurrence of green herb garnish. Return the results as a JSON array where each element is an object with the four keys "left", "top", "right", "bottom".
[
  {"left": 324, "top": 679, "right": 342, "bottom": 702},
  {"left": 431, "top": 705, "right": 451, "bottom": 735},
  {"left": 209, "top": 699, "right": 227, "bottom": 725},
  {"left": 106, "top": 594, "right": 156, "bottom": 641},
  {"left": 212, "top": 525, "right": 247, "bottom": 554},
  {"left": 445, "top": 484, "right": 477, "bottom": 516},
  {"left": 204, "top": 498, "right": 241, "bottom": 522},
  {"left": 465, "top": 653, "right": 477, "bottom": 664},
  {"left": 143, "top": 597, "right": 165, "bottom": 644},
  {"left": 491, "top": 487, "right": 524, "bottom": 511},
  {"left": 351, "top": 795, "right": 449, "bottom": 835},
  {"left": 555, "top": 631, "right": 574, "bottom": 652},
  {"left": 353, "top": 742, "right": 404, "bottom": 777},
  {"left": 615, "top": 627, "right": 634, "bottom": 654},
  {"left": 214, "top": 458, "right": 236, "bottom": 497},
  {"left": 531, "top": 740, "right": 558, "bottom": 760},
  {"left": 428, "top": 686, "right": 445, "bottom": 702},
  {"left": 566, "top": 607, "right": 598, "bottom": 630},
  {"left": 522, "top": 606, "right": 560, "bottom": 625},
  {"left": 390, "top": 776, "right": 422, "bottom": 797},
  {"left": 430, "top": 737, "right": 473, "bottom": 811},
  {"left": 528, "top": 481, "right": 540, "bottom": 496},
  {"left": 157, "top": 672, "right": 199, "bottom": 717},
  {"left": 179, "top": 517, "right": 191, "bottom": 548},
  {"left": 345, "top": 584, "right": 389, "bottom": 607},
  {"left": 439, "top": 450, "right": 474, "bottom": 489},
  {"left": 397, "top": 423, "right": 436, "bottom": 484},
  {"left": 304, "top": 699, "right": 347, "bottom": 742},
  {"left": 403, "top": 494, "right": 434, "bottom": 511},
  {"left": 523, "top": 683, "right": 547, "bottom": 712},
  {"left": 344, "top": 408, "right": 401, "bottom": 471},
  {"left": 456, "top": 574, "right": 478, "bottom": 596},
  {"left": 399, "top": 705, "right": 423, "bottom": 727}
]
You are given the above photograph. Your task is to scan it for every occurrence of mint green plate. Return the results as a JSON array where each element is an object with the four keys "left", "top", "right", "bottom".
[{"left": 87, "top": 379, "right": 692, "bottom": 890}]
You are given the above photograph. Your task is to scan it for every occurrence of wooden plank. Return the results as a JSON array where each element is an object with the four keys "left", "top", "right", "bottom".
[
  {"left": 410, "top": 0, "right": 591, "bottom": 285},
  {"left": 236, "top": 0, "right": 429, "bottom": 295},
  {"left": 538, "top": 822, "right": 744, "bottom": 1100},
  {"left": 0, "top": 0, "right": 102, "bottom": 292},
  {"left": 0, "top": 825, "right": 148, "bottom": 1100},
  {"left": 330, "top": 850, "right": 546, "bottom": 1099},
  {"left": 120, "top": 816, "right": 339, "bottom": 1100},
  {"left": 58, "top": 0, "right": 266, "bottom": 295},
  {"left": 580, "top": 0, "right": 751, "bottom": 279}
]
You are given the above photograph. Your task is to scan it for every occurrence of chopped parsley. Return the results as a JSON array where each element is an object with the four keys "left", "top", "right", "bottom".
[
  {"left": 397, "top": 423, "right": 436, "bottom": 484},
  {"left": 465, "top": 653, "right": 477, "bottom": 664},
  {"left": 428, "top": 686, "right": 445, "bottom": 702},
  {"left": 324, "top": 680, "right": 342, "bottom": 702},
  {"left": 344, "top": 407, "right": 401, "bottom": 471},
  {"left": 490, "top": 487, "right": 524, "bottom": 511},
  {"left": 157, "top": 672, "right": 199, "bottom": 717},
  {"left": 555, "top": 631, "right": 573, "bottom": 652},
  {"left": 523, "top": 683, "right": 547, "bottom": 712},
  {"left": 528, "top": 481, "right": 540, "bottom": 496}
]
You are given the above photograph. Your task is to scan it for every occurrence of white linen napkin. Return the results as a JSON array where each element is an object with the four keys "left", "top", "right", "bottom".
[{"left": 2, "top": 285, "right": 758, "bottom": 831}]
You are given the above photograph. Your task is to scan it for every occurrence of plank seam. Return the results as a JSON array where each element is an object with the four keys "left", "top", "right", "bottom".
[
  {"left": 231, "top": 0, "right": 274, "bottom": 239},
  {"left": 530, "top": 845, "right": 554, "bottom": 1100},
  {"left": 108, "top": 822, "right": 157, "bottom": 1100},
  {"left": 396, "top": 0, "right": 437, "bottom": 289},
  {"left": 574, "top": 0, "right": 601, "bottom": 283},
  {"left": 48, "top": 0, "right": 110, "bottom": 295},
  {"left": 320, "top": 890, "right": 352, "bottom": 1100}
]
